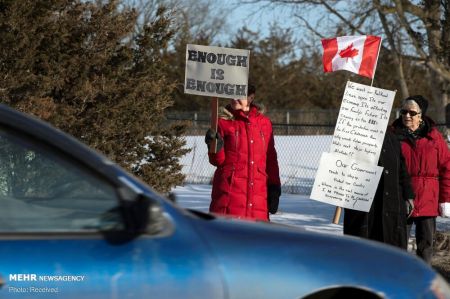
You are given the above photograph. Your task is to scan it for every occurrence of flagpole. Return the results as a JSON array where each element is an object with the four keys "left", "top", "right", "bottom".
[
  {"left": 209, "top": 97, "right": 219, "bottom": 153},
  {"left": 370, "top": 37, "right": 383, "bottom": 87}
]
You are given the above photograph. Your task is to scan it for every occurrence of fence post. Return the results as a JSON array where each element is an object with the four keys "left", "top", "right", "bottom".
[
  {"left": 286, "top": 111, "right": 290, "bottom": 135},
  {"left": 194, "top": 112, "right": 197, "bottom": 129}
]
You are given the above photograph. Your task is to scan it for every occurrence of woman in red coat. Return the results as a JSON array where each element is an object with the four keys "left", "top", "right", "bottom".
[
  {"left": 392, "top": 95, "right": 450, "bottom": 263},
  {"left": 205, "top": 85, "right": 281, "bottom": 221}
]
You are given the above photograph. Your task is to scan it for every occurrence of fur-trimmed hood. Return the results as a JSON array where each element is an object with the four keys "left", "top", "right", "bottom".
[
  {"left": 392, "top": 116, "right": 436, "bottom": 138},
  {"left": 219, "top": 102, "right": 266, "bottom": 120}
]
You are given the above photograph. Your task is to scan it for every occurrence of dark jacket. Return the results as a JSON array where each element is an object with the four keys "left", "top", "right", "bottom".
[
  {"left": 208, "top": 103, "right": 281, "bottom": 221},
  {"left": 344, "top": 130, "right": 415, "bottom": 249},
  {"left": 392, "top": 117, "right": 450, "bottom": 217}
]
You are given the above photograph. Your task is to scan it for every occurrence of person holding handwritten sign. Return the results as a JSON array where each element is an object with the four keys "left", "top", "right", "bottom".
[
  {"left": 205, "top": 85, "right": 281, "bottom": 221},
  {"left": 343, "top": 130, "right": 415, "bottom": 249},
  {"left": 392, "top": 95, "right": 450, "bottom": 263}
]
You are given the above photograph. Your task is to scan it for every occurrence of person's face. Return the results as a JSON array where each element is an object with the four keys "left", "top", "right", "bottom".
[
  {"left": 401, "top": 102, "right": 422, "bottom": 131},
  {"left": 230, "top": 93, "right": 255, "bottom": 112}
]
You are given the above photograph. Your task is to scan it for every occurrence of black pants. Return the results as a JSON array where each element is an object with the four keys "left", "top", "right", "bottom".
[{"left": 407, "top": 217, "right": 436, "bottom": 264}]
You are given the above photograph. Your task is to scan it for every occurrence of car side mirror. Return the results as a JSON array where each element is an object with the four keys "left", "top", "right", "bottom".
[
  {"left": 167, "top": 191, "right": 176, "bottom": 203},
  {"left": 98, "top": 173, "right": 168, "bottom": 243},
  {"left": 100, "top": 195, "right": 167, "bottom": 244},
  {"left": 120, "top": 194, "right": 167, "bottom": 235},
  {"left": 113, "top": 177, "right": 169, "bottom": 236}
]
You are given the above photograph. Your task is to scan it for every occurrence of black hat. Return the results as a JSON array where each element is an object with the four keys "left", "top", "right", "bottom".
[
  {"left": 247, "top": 84, "right": 256, "bottom": 95},
  {"left": 405, "top": 95, "right": 428, "bottom": 116}
]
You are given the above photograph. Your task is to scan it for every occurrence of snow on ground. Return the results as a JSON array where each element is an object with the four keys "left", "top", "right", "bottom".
[{"left": 172, "top": 184, "right": 450, "bottom": 236}]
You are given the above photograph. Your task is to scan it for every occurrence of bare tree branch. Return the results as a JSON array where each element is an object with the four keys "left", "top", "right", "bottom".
[
  {"left": 392, "top": 0, "right": 428, "bottom": 58},
  {"left": 293, "top": 13, "right": 325, "bottom": 38},
  {"left": 374, "top": 0, "right": 409, "bottom": 98},
  {"left": 318, "top": 0, "right": 365, "bottom": 35}
]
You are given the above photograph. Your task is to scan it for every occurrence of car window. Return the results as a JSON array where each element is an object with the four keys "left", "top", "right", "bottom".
[{"left": 0, "top": 129, "right": 120, "bottom": 233}]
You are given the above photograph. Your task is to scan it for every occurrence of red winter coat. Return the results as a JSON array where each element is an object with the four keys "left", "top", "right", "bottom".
[
  {"left": 208, "top": 103, "right": 280, "bottom": 221},
  {"left": 393, "top": 118, "right": 450, "bottom": 217}
]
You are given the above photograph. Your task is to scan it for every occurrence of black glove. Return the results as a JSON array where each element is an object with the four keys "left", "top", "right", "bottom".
[
  {"left": 267, "top": 184, "right": 281, "bottom": 214},
  {"left": 205, "top": 129, "right": 223, "bottom": 152},
  {"left": 406, "top": 199, "right": 414, "bottom": 218}
]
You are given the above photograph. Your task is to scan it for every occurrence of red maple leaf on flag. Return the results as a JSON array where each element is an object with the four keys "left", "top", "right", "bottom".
[{"left": 339, "top": 43, "right": 359, "bottom": 61}]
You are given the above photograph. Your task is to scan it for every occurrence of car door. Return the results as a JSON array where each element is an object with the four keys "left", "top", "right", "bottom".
[{"left": 0, "top": 125, "right": 225, "bottom": 299}]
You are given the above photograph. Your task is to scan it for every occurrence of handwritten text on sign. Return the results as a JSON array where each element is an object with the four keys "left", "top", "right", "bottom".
[
  {"left": 310, "top": 152, "right": 383, "bottom": 212},
  {"left": 330, "top": 81, "right": 396, "bottom": 165},
  {"left": 184, "top": 44, "right": 250, "bottom": 99}
]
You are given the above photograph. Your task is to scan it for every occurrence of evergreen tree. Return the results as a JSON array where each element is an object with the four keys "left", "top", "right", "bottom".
[{"left": 0, "top": 0, "right": 188, "bottom": 193}]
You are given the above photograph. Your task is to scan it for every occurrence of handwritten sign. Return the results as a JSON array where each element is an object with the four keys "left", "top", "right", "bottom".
[
  {"left": 330, "top": 81, "right": 396, "bottom": 165},
  {"left": 310, "top": 152, "right": 383, "bottom": 212},
  {"left": 184, "top": 44, "right": 250, "bottom": 99}
]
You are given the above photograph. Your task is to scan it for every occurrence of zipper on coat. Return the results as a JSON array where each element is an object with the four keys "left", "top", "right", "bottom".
[
  {"left": 229, "top": 166, "right": 235, "bottom": 190},
  {"left": 260, "top": 130, "right": 266, "bottom": 149},
  {"left": 235, "top": 130, "right": 239, "bottom": 151}
]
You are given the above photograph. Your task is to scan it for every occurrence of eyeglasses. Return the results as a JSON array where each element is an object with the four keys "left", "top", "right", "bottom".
[{"left": 400, "top": 109, "right": 421, "bottom": 117}]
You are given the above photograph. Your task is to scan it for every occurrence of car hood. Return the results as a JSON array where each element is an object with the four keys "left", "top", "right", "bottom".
[{"left": 189, "top": 215, "right": 438, "bottom": 299}]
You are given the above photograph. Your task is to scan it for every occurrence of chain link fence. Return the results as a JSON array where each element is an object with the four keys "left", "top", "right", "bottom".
[{"left": 169, "top": 109, "right": 449, "bottom": 195}]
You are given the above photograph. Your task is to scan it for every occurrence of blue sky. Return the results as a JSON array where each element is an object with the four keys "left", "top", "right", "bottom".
[{"left": 218, "top": 1, "right": 301, "bottom": 40}]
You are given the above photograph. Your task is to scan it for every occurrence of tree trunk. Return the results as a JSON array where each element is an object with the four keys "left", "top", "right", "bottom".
[{"left": 429, "top": 71, "right": 449, "bottom": 138}]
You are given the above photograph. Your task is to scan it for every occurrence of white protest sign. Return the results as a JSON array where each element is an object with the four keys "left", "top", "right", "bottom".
[
  {"left": 184, "top": 44, "right": 250, "bottom": 99},
  {"left": 330, "top": 81, "right": 396, "bottom": 165},
  {"left": 310, "top": 152, "right": 383, "bottom": 212}
]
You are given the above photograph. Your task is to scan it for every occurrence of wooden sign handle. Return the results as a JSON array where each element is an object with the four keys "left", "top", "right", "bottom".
[
  {"left": 333, "top": 207, "right": 342, "bottom": 224},
  {"left": 209, "top": 97, "right": 219, "bottom": 153}
]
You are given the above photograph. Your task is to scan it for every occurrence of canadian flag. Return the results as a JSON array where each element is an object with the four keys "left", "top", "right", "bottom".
[{"left": 321, "top": 35, "right": 381, "bottom": 78}]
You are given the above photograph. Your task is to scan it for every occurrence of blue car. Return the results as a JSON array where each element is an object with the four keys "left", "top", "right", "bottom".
[{"left": 0, "top": 104, "right": 448, "bottom": 299}]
